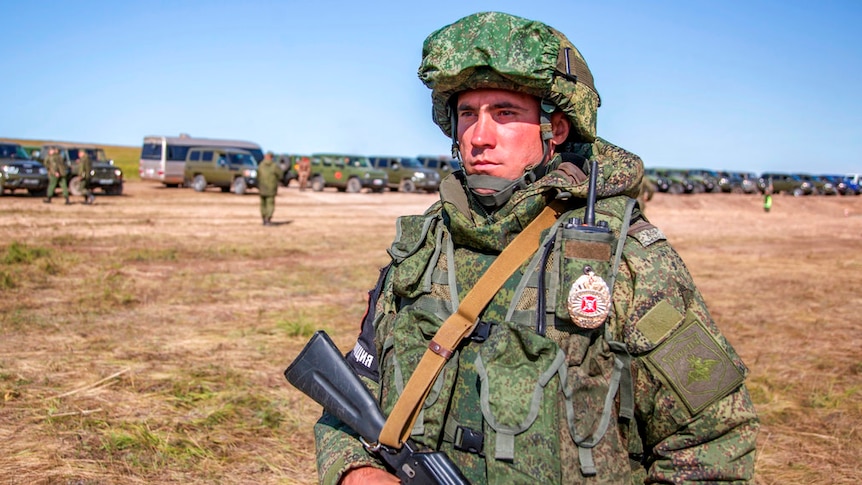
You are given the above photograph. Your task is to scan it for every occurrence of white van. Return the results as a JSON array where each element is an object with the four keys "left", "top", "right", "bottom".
[{"left": 139, "top": 134, "right": 263, "bottom": 187}]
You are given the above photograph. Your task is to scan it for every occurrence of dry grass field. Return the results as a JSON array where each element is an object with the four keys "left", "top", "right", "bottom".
[{"left": 1, "top": 182, "right": 860, "bottom": 484}]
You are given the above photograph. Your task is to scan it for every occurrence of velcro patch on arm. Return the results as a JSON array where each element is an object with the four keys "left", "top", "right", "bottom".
[
  {"left": 635, "top": 300, "right": 684, "bottom": 346},
  {"left": 628, "top": 221, "right": 666, "bottom": 247},
  {"left": 645, "top": 311, "right": 745, "bottom": 415}
]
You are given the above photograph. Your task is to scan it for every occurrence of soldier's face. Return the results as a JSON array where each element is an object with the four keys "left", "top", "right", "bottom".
[{"left": 456, "top": 89, "right": 568, "bottom": 182}]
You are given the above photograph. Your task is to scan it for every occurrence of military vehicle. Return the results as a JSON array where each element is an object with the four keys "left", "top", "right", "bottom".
[
  {"left": 653, "top": 168, "right": 697, "bottom": 194},
  {"left": 684, "top": 169, "right": 721, "bottom": 193},
  {"left": 308, "top": 154, "right": 387, "bottom": 193},
  {"left": 717, "top": 171, "right": 758, "bottom": 194},
  {"left": 820, "top": 174, "right": 856, "bottom": 195},
  {"left": 800, "top": 174, "right": 838, "bottom": 196},
  {"left": 40, "top": 143, "right": 124, "bottom": 196},
  {"left": 757, "top": 172, "right": 812, "bottom": 196},
  {"left": 841, "top": 174, "right": 860, "bottom": 195},
  {"left": 0, "top": 142, "right": 49, "bottom": 196},
  {"left": 644, "top": 167, "right": 670, "bottom": 193},
  {"left": 183, "top": 147, "right": 258, "bottom": 195},
  {"left": 416, "top": 155, "right": 461, "bottom": 180},
  {"left": 368, "top": 156, "right": 441, "bottom": 192},
  {"left": 275, "top": 154, "right": 302, "bottom": 186}
]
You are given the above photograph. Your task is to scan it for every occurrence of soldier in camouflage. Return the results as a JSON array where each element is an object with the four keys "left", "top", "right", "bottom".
[
  {"left": 43, "top": 147, "right": 70, "bottom": 205},
  {"left": 313, "top": 12, "right": 758, "bottom": 484},
  {"left": 258, "top": 152, "right": 283, "bottom": 226},
  {"left": 76, "top": 149, "right": 95, "bottom": 205}
]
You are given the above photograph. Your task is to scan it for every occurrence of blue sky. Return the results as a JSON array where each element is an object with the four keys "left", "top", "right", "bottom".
[{"left": 2, "top": 0, "right": 861, "bottom": 174}]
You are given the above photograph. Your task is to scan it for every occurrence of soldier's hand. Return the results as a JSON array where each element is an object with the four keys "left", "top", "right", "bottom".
[{"left": 341, "top": 466, "right": 400, "bottom": 484}]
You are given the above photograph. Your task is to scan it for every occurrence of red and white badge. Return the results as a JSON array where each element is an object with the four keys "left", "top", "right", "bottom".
[{"left": 566, "top": 268, "right": 611, "bottom": 329}]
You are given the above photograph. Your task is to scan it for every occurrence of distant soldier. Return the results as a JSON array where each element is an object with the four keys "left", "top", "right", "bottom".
[
  {"left": 76, "top": 149, "right": 95, "bottom": 205},
  {"left": 763, "top": 177, "right": 774, "bottom": 213},
  {"left": 257, "top": 152, "right": 283, "bottom": 225},
  {"left": 43, "top": 147, "right": 70, "bottom": 205},
  {"left": 297, "top": 156, "right": 312, "bottom": 191}
]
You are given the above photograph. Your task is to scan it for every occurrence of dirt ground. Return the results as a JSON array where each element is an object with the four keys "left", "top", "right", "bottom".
[{"left": 1, "top": 182, "right": 861, "bottom": 484}]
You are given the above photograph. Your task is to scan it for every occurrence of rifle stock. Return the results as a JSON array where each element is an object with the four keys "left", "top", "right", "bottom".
[{"left": 285, "top": 331, "right": 470, "bottom": 485}]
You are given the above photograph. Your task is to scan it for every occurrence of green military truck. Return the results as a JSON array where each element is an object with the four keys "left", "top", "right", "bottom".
[
  {"left": 0, "top": 142, "right": 49, "bottom": 196},
  {"left": 416, "top": 155, "right": 461, "bottom": 181},
  {"left": 183, "top": 147, "right": 259, "bottom": 195},
  {"left": 308, "top": 154, "right": 387, "bottom": 193},
  {"left": 368, "top": 156, "right": 441, "bottom": 192},
  {"left": 41, "top": 143, "right": 124, "bottom": 196},
  {"left": 757, "top": 172, "right": 812, "bottom": 196},
  {"left": 275, "top": 154, "right": 301, "bottom": 187}
]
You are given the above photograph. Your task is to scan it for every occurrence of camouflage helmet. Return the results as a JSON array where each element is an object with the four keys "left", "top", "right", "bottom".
[{"left": 418, "top": 11, "right": 601, "bottom": 143}]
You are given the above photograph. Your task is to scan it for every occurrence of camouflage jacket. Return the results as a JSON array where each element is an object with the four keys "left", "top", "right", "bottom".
[
  {"left": 45, "top": 152, "right": 66, "bottom": 176},
  {"left": 257, "top": 159, "right": 283, "bottom": 197},
  {"left": 78, "top": 153, "right": 92, "bottom": 180},
  {"left": 313, "top": 138, "right": 758, "bottom": 484}
]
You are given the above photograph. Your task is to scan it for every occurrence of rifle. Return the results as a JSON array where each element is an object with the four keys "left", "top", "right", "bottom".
[{"left": 284, "top": 330, "right": 470, "bottom": 485}]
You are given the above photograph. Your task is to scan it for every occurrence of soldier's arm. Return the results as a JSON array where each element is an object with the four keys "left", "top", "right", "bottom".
[
  {"left": 614, "top": 231, "right": 759, "bottom": 483},
  {"left": 313, "top": 264, "right": 394, "bottom": 484}
]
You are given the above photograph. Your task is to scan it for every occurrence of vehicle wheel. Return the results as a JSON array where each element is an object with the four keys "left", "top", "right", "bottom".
[
  {"left": 399, "top": 179, "right": 416, "bottom": 193},
  {"left": 311, "top": 175, "right": 325, "bottom": 192},
  {"left": 730, "top": 186, "right": 744, "bottom": 194},
  {"left": 792, "top": 187, "right": 803, "bottom": 197},
  {"left": 668, "top": 183, "right": 684, "bottom": 195},
  {"left": 192, "top": 174, "right": 207, "bottom": 192},
  {"left": 69, "top": 176, "right": 83, "bottom": 196},
  {"left": 281, "top": 174, "right": 292, "bottom": 187},
  {"left": 346, "top": 178, "right": 362, "bottom": 193},
  {"left": 232, "top": 177, "right": 247, "bottom": 195},
  {"left": 691, "top": 183, "right": 706, "bottom": 194}
]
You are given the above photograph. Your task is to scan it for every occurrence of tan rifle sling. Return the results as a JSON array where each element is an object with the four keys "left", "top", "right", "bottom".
[{"left": 378, "top": 201, "right": 564, "bottom": 448}]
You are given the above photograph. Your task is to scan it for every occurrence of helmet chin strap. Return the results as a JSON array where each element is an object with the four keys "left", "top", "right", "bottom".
[{"left": 451, "top": 99, "right": 558, "bottom": 212}]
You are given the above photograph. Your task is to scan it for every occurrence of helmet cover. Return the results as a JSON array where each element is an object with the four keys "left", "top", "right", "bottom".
[{"left": 419, "top": 11, "right": 600, "bottom": 143}]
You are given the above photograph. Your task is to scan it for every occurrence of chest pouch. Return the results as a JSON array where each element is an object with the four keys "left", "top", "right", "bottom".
[
  {"left": 475, "top": 320, "right": 565, "bottom": 481},
  {"left": 379, "top": 304, "right": 459, "bottom": 446}
]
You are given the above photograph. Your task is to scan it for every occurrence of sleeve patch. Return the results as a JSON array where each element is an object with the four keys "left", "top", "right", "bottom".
[
  {"left": 635, "top": 300, "right": 684, "bottom": 346},
  {"left": 646, "top": 311, "right": 745, "bottom": 415},
  {"left": 628, "top": 221, "right": 666, "bottom": 247}
]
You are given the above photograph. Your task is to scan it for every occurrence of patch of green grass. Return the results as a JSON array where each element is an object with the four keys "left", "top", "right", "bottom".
[
  {"left": 124, "top": 247, "right": 179, "bottom": 263},
  {"left": 0, "top": 271, "right": 15, "bottom": 289},
  {"left": 277, "top": 318, "right": 317, "bottom": 338},
  {"left": 807, "top": 384, "right": 860, "bottom": 409},
  {"left": 100, "top": 423, "right": 211, "bottom": 469},
  {"left": 2, "top": 241, "right": 51, "bottom": 265}
]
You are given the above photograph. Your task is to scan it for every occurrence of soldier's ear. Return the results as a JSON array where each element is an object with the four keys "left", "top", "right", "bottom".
[{"left": 550, "top": 112, "right": 570, "bottom": 145}]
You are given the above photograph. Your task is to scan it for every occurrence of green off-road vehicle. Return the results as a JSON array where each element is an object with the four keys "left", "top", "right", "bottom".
[
  {"left": 184, "top": 147, "right": 259, "bottom": 195},
  {"left": 368, "top": 156, "right": 441, "bottom": 192},
  {"left": 757, "top": 172, "right": 812, "bottom": 196},
  {"left": 0, "top": 142, "right": 49, "bottom": 196},
  {"left": 416, "top": 155, "right": 461, "bottom": 181},
  {"left": 308, "top": 154, "right": 386, "bottom": 193}
]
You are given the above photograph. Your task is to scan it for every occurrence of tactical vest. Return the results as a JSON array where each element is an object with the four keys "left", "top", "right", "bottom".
[{"left": 377, "top": 195, "right": 641, "bottom": 484}]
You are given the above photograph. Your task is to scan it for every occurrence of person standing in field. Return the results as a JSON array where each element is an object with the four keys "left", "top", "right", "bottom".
[
  {"left": 43, "top": 147, "right": 70, "bottom": 205},
  {"left": 257, "top": 152, "right": 283, "bottom": 226},
  {"left": 312, "top": 11, "right": 758, "bottom": 484},
  {"left": 76, "top": 149, "right": 95, "bottom": 205},
  {"left": 297, "top": 155, "right": 312, "bottom": 191},
  {"left": 763, "top": 177, "right": 774, "bottom": 212}
]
